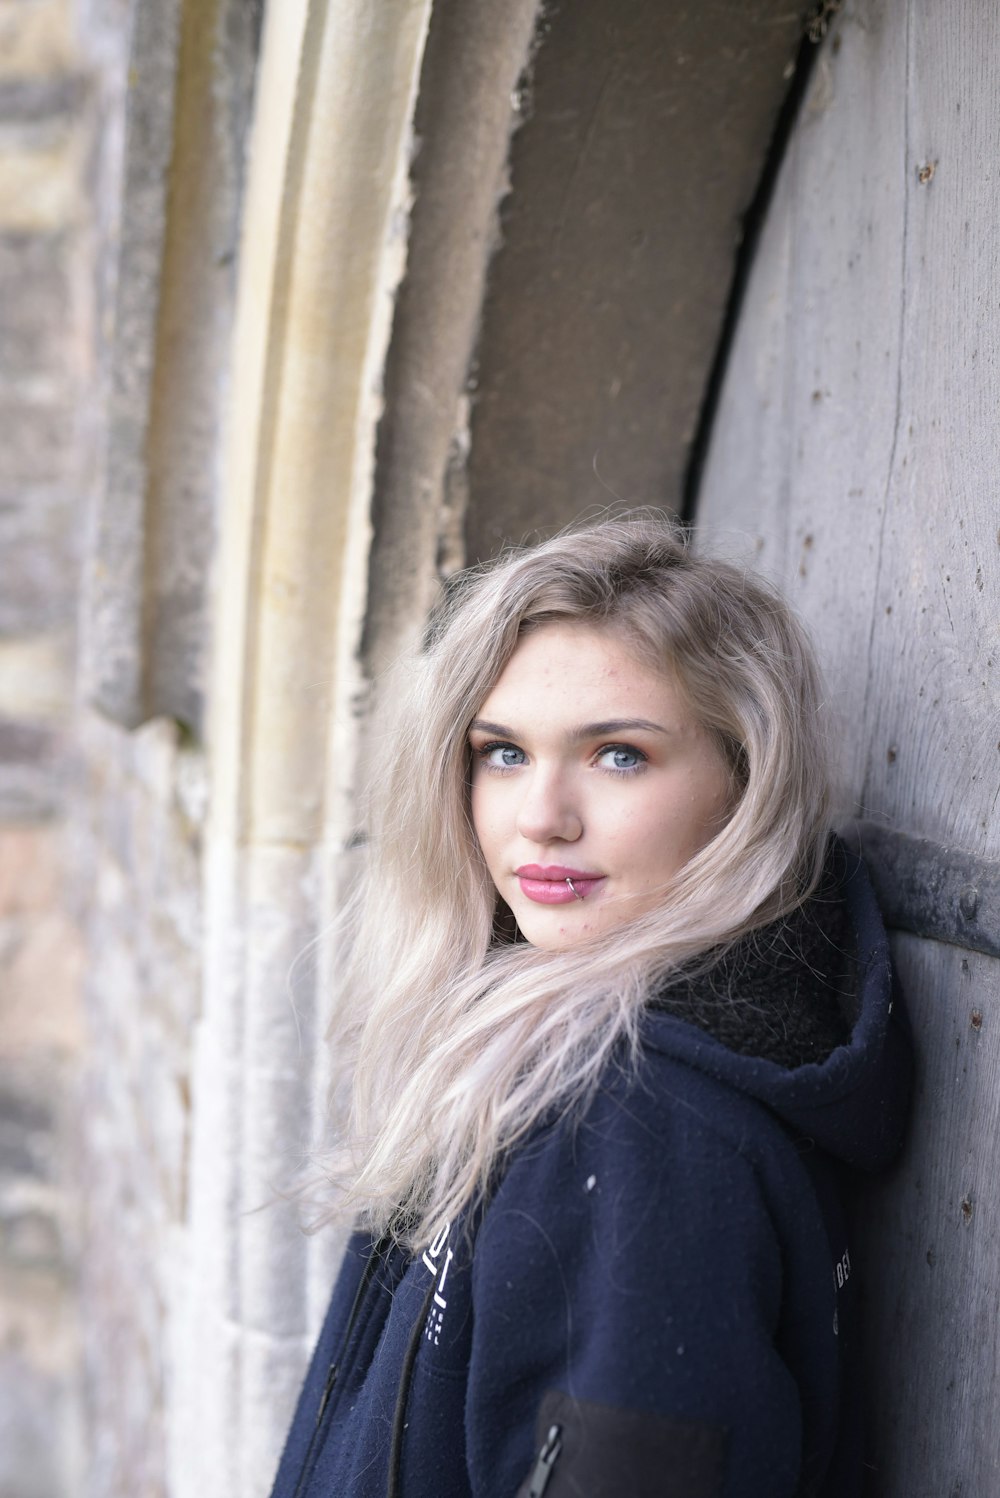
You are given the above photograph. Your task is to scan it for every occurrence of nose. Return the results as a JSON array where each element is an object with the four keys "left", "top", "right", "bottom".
[{"left": 514, "top": 765, "right": 583, "bottom": 845}]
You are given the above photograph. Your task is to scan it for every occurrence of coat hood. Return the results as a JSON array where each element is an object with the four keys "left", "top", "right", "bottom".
[{"left": 640, "top": 834, "right": 912, "bottom": 1174}]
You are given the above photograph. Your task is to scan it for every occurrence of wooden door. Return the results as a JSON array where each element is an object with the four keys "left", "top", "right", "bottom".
[{"left": 696, "top": 2, "right": 1000, "bottom": 1490}]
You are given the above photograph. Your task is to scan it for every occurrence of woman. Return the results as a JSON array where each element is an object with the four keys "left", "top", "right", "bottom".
[{"left": 270, "top": 515, "right": 911, "bottom": 1498}]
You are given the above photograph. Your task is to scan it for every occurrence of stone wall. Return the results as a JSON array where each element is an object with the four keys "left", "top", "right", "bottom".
[
  {"left": 73, "top": 714, "right": 206, "bottom": 1498},
  {"left": 0, "top": 0, "right": 118, "bottom": 1492},
  {"left": 0, "top": 827, "right": 83, "bottom": 1498},
  {"left": 0, "top": 2, "right": 863, "bottom": 1493},
  {"left": 66, "top": 0, "right": 258, "bottom": 1492}
]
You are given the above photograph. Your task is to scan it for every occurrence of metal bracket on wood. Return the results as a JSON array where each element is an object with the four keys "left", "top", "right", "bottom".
[{"left": 842, "top": 821, "right": 1000, "bottom": 959}]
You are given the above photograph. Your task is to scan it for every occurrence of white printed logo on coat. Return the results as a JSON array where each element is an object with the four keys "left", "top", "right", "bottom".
[
  {"left": 831, "top": 1246, "right": 851, "bottom": 1337},
  {"left": 422, "top": 1221, "right": 454, "bottom": 1346}
]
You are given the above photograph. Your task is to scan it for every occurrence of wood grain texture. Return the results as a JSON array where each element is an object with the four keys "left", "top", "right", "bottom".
[
  {"left": 695, "top": 1, "right": 1000, "bottom": 1490},
  {"left": 853, "top": 934, "right": 1000, "bottom": 1495},
  {"left": 698, "top": 0, "right": 1000, "bottom": 860}
]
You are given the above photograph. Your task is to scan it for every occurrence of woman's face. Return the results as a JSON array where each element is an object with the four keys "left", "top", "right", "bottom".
[{"left": 469, "top": 621, "right": 736, "bottom": 951}]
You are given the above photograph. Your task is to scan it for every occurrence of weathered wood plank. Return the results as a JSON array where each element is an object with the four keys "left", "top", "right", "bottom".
[
  {"left": 855, "top": 0, "right": 1000, "bottom": 862},
  {"left": 697, "top": 0, "right": 910, "bottom": 810},
  {"left": 853, "top": 934, "right": 1000, "bottom": 1496},
  {"left": 699, "top": 0, "right": 1000, "bottom": 856}
]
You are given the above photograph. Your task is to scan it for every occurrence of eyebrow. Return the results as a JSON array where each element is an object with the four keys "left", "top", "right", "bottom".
[{"left": 469, "top": 717, "right": 674, "bottom": 739}]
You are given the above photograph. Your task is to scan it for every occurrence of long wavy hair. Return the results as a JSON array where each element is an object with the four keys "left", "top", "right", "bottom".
[{"left": 316, "top": 514, "right": 832, "bottom": 1248}]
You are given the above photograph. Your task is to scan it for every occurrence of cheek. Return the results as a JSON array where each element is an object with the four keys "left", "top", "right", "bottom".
[
  {"left": 470, "top": 781, "right": 503, "bottom": 859},
  {"left": 621, "top": 815, "right": 674, "bottom": 876},
  {"left": 616, "top": 775, "right": 727, "bottom": 872}
]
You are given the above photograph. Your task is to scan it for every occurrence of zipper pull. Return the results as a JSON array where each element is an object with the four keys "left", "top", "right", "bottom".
[
  {"left": 315, "top": 1362, "right": 337, "bottom": 1424},
  {"left": 526, "top": 1423, "right": 562, "bottom": 1498}
]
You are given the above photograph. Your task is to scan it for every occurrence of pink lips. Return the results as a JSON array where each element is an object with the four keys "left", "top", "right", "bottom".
[{"left": 515, "top": 864, "right": 607, "bottom": 905}]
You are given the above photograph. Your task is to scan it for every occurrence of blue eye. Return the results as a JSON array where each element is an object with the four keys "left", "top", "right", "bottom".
[
  {"left": 596, "top": 744, "right": 646, "bottom": 773},
  {"left": 478, "top": 742, "right": 526, "bottom": 770}
]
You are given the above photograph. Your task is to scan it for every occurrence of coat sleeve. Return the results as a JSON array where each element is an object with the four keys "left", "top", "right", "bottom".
[{"left": 463, "top": 1076, "right": 818, "bottom": 1498}]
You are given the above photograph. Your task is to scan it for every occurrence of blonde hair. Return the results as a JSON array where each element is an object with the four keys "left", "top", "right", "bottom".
[{"left": 316, "top": 514, "right": 831, "bottom": 1248}]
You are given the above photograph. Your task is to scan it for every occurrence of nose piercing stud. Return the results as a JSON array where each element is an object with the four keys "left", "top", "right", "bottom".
[{"left": 565, "top": 878, "right": 585, "bottom": 900}]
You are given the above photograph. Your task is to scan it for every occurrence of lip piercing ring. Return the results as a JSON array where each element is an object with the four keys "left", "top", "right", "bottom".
[{"left": 565, "top": 878, "right": 585, "bottom": 900}]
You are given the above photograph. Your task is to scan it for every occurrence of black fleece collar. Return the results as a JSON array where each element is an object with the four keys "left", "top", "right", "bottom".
[{"left": 651, "top": 842, "right": 856, "bottom": 1071}]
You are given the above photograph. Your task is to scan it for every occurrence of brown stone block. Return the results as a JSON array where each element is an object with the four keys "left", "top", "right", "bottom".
[
  {"left": 0, "top": 1332, "right": 79, "bottom": 1498},
  {"left": 0, "top": 119, "right": 80, "bottom": 233},
  {"left": 0, "top": 719, "right": 67, "bottom": 814},
  {"left": 0, "top": 824, "right": 60, "bottom": 915},
  {"left": 0, "top": 75, "right": 85, "bottom": 123},
  {"left": 0, "top": 826, "right": 83, "bottom": 1055},
  {"left": 0, "top": 907, "right": 83, "bottom": 1054},
  {"left": 0, "top": 1070, "right": 55, "bottom": 1180},
  {"left": 0, "top": 0, "right": 75, "bottom": 81},
  {"left": 2, "top": 1205, "right": 64, "bottom": 1268},
  {"left": 0, "top": 490, "right": 77, "bottom": 634},
  {"left": 0, "top": 231, "right": 74, "bottom": 378},
  {"left": 0, "top": 637, "right": 72, "bottom": 724},
  {"left": 0, "top": 399, "right": 73, "bottom": 484},
  {"left": 0, "top": 1252, "right": 77, "bottom": 1375}
]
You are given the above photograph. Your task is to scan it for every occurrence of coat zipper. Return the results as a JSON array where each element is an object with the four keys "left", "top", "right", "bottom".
[
  {"left": 525, "top": 1423, "right": 563, "bottom": 1498},
  {"left": 385, "top": 1273, "right": 438, "bottom": 1498},
  {"left": 291, "top": 1234, "right": 392, "bottom": 1498},
  {"left": 314, "top": 1361, "right": 338, "bottom": 1425}
]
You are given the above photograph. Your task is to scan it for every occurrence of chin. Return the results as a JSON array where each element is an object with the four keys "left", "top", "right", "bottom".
[{"left": 516, "top": 911, "right": 601, "bottom": 952}]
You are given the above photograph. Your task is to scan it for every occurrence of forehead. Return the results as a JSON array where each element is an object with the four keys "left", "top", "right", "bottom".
[{"left": 476, "top": 621, "right": 692, "bottom": 723}]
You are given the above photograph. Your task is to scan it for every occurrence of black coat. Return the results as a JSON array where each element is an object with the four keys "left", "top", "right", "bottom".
[{"left": 269, "top": 838, "right": 912, "bottom": 1497}]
